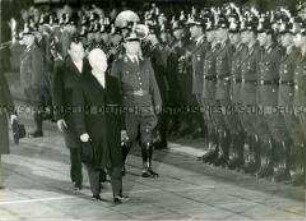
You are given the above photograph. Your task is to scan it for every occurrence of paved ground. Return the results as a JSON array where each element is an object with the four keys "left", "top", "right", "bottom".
[{"left": 0, "top": 116, "right": 305, "bottom": 221}]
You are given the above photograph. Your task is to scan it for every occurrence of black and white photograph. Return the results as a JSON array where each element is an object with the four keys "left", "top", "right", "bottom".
[{"left": 0, "top": 0, "right": 305, "bottom": 220}]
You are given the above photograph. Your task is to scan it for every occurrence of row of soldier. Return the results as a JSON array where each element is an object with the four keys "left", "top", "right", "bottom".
[{"left": 13, "top": 3, "right": 305, "bottom": 187}]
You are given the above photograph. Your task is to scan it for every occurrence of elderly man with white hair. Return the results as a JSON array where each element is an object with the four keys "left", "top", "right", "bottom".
[{"left": 72, "top": 48, "right": 128, "bottom": 204}]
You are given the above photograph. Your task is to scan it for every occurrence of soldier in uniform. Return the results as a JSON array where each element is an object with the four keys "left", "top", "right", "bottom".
[
  {"left": 239, "top": 19, "right": 262, "bottom": 174},
  {"left": 227, "top": 18, "right": 248, "bottom": 170},
  {"left": 20, "top": 27, "right": 45, "bottom": 137},
  {"left": 292, "top": 25, "right": 306, "bottom": 186},
  {"left": 199, "top": 16, "right": 220, "bottom": 164},
  {"left": 256, "top": 19, "right": 282, "bottom": 178},
  {"left": 212, "top": 16, "right": 233, "bottom": 167},
  {"left": 275, "top": 21, "right": 300, "bottom": 182},
  {"left": 185, "top": 14, "right": 208, "bottom": 139},
  {"left": 111, "top": 31, "right": 162, "bottom": 178},
  {"left": 167, "top": 20, "right": 189, "bottom": 137}
]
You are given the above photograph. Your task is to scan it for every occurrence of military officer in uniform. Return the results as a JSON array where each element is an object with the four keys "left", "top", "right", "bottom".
[
  {"left": 212, "top": 16, "right": 232, "bottom": 167},
  {"left": 256, "top": 20, "right": 282, "bottom": 179},
  {"left": 199, "top": 17, "right": 220, "bottom": 164},
  {"left": 227, "top": 18, "right": 248, "bottom": 170},
  {"left": 111, "top": 31, "right": 162, "bottom": 178},
  {"left": 20, "top": 27, "right": 45, "bottom": 137},
  {"left": 240, "top": 20, "right": 262, "bottom": 174},
  {"left": 292, "top": 25, "right": 306, "bottom": 186},
  {"left": 275, "top": 21, "right": 299, "bottom": 182},
  {"left": 185, "top": 14, "right": 208, "bottom": 139}
]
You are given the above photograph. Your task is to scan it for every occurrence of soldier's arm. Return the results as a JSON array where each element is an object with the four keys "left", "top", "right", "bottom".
[
  {"left": 148, "top": 59, "right": 162, "bottom": 109},
  {"left": 31, "top": 48, "right": 45, "bottom": 88}
]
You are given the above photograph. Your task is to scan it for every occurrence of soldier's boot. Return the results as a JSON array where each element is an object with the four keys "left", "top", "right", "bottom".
[
  {"left": 274, "top": 140, "right": 291, "bottom": 182},
  {"left": 243, "top": 135, "right": 261, "bottom": 174},
  {"left": 202, "top": 130, "right": 219, "bottom": 164},
  {"left": 292, "top": 143, "right": 305, "bottom": 186},
  {"left": 121, "top": 142, "right": 132, "bottom": 176},
  {"left": 148, "top": 143, "right": 159, "bottom": 178},
  {"left": 141, "top": 143, "right": 151, "bottom": 177},
  {"left": 257, "top": 139, "right": 275, "bottom": 178},
  {"left": 228, "top": 133, "right": 245, "bottom": 170},
  {"left": 213, "top": 130, "right": 229, "bottom": 167},
  {"left": 28, "top": 111, "right": 44, "bottom": 138}
]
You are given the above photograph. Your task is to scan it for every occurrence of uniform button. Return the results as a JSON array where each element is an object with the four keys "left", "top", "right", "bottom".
[{"left": 140, "top": 82, "right": 142, "bottom": 86}]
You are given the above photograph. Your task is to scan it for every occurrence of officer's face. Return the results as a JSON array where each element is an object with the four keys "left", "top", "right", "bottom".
[
  {"left": 124, "top": 41, "right": 140, "bottom": 56},
  {"left": 293, "top": 34, "right": 304, "bottom": 48},
  {"left": 173, "top": 29, "right": 183, "bottom": 39},
  {"left": 257, "top": 33, "right": 267, "bottom": 47},
  {"left": 281, "top": 33, "right": 293, "bottom": 47},
  {"left": 89, "top": 53, "right": 107, "bottom": 73},
  {"left": 189, "top": 25, "right": 202, "bottom": 39},
  {"left": 241, "top": 31, "right": 248, "bottom": 44},
  {"left": 206, "top": 31, "right": 214, "bottom": 43},
  {"left": 23, "top": 34, "right": 35, "bottom": 47},
  {"left": 68, "top": 42, "right": 85, "bottom": 62},
  {"left": 216, "top": 28, "right": 228, "bottom": 42},
  {"left": 229, "top": 33, "right": 240, "bottom": 45}
]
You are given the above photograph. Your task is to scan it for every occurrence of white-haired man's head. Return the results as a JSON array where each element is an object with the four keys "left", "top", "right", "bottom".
[{"left": 88, "top": 48, "right": 108, "bottom": 73}]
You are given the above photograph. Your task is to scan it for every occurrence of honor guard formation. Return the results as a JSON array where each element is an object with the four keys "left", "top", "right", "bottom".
[{"left": 1, "top": 1, "right": 305, "bottom": 202}]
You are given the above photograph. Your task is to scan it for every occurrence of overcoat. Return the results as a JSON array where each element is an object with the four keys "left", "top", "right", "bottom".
[{"left": 72, "top": 72, "right": 123, "bottom": 168}]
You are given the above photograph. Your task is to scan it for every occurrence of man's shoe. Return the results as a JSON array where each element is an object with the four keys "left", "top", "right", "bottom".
[
  {"left": 28, "top": 130, "right": 43, "bottom": 138},
  {"left": 73, "top": 182, "right": 82, "bottom": 191},
  {"left": 91, "top": 194, "right": 103, "bottom": 201},
  {"left": 256, "top": 163, "right": 274, "bottom": 178},
  {"left": 141, "top": 169, "right": 151, "bottom": 178},
  {"left": 274, "top": 169, "right": 291, "bottom": 182},
  {"left": 213, "top": 155, "right": 229, "bottom": 167},
  {"left": 228, "top": 157, "right": 244, "bottom": 170},
  {"left": 243, "top": 161, "right": 261, "bottom": 174},
  {"left": 292, "top": 173, "right": 305, "bottom": 186},
  {"left": 200, "top": 150, "right": 218, "bottom": 164}
]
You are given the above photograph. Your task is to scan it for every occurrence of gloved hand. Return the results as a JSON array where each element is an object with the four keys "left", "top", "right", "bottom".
[
  {"left": 80, "top": 133, "right": 90, "bottom": 143},
  {"left": 57, "top": 119, "right": 67, "bottom": 132}
]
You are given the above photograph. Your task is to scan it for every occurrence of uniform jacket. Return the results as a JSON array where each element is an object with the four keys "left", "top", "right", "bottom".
[
  {"left": 189, "top": 36, "right": 209, "bottom": 95},
  {"left": 72, "top": 72, "right": 123, "bottom": 168},
  {"left": 20, "top": 43, "right": 45, "bottom": 90},
  {"left": 111, "top": 54, "right": 162, "bottom": 116}
]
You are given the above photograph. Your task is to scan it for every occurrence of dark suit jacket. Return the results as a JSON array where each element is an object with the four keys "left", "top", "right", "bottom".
[
  {"left": 52, "top": 56, "right": 91, "bottom": 131},
  {"left": 72, "top": 72, "right": 123, "bottom": 168}
]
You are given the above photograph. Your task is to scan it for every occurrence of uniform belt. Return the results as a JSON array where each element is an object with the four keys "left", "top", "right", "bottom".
[
  {"left": 259, "top": 80, "right": 278, "bottom": 85},
  {"left": 241, "top": 79, "right": 257, "bottom": 84},
  {"left": 216, "top": 76, "right": 230, "bottom": 80},
  {"left": 232, "top": 78, "right": 242, "bottom": 83},
  {"left": 279, "top": 80, "right": 294, "bottom": 86},
  {"left": 204, "top": 76, "right": 216, "bottom": 81},
  {"left": 126, "top": 90, "right": 149, "bottom": 96}
]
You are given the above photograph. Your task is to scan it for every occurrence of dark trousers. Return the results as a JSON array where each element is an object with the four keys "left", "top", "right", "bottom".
[
  {"left": 64, "top": 128, "right": 83, "bottom": 186},
  {"left": 69, "top": 148, "right": 83, "bottom": 187},
  {"left": 86, "top": 164, "right": 122, "bottom": 197}
]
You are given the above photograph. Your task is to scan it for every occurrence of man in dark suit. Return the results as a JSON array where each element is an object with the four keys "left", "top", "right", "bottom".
[
  {"left": 111, "top": 31, "right": 162, "bottom": 178},
  {"left": 53, "top": 36, "right": 88, "bottom": 190}
]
